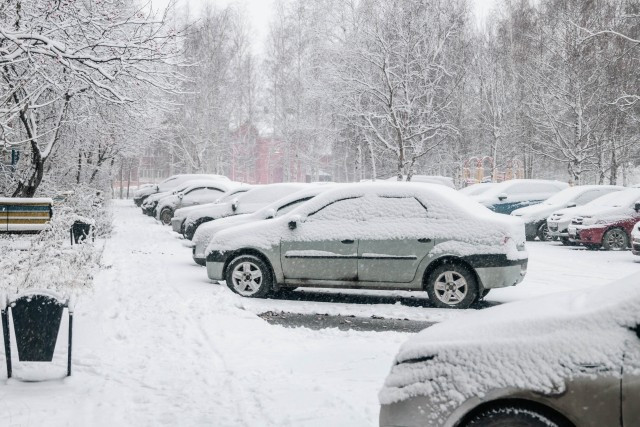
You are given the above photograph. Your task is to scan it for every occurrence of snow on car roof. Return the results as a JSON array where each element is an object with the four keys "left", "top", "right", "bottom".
[
  {"left": 479, "top": 179, "right": 568, "bottom": 197},
  {"left": 541, "top": 185, "right": 623, "bottom": 206},
  {"left": 584, "top": 187, "right": 640, "bottom": 208},
  {"left": 379, "top": 274, "right": 640, "bottom": 408}
]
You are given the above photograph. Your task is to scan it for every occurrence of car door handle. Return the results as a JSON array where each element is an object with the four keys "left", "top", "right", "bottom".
[
  {"left": 341, "top": 239, "right": 355, "bottom": 244},
  {"left": 418, "top": 238, "right": 432, "bottom": 243}
]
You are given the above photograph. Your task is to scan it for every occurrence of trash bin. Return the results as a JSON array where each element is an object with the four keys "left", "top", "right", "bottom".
[
  {"left": 70, "top": 220, "right": 93, "bottom": 244},
  {"left": 11, "top": 295, "right": 65, "bottom": 361}
]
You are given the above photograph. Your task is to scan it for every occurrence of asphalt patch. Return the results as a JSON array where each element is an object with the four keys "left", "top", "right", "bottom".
[{"left": 259, "top": 311, "right": 435, "bottom": 333}]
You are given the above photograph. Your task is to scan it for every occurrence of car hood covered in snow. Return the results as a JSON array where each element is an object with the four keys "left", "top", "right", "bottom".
[
  {"left": 511, "top": 202, "right": 559, "bottom": 221},
  {"left": 379, "top": 275, "right": 640, "bottom": 412}
]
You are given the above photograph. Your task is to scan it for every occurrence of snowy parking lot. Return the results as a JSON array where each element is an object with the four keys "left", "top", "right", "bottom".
[{"left": 2, "top": 200, "right": 640, "bottom": 426}]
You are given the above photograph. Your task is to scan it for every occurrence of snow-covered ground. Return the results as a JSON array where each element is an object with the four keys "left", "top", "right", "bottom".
[{"left": 2, "top": 200, "right": 639, "bottom": 426}]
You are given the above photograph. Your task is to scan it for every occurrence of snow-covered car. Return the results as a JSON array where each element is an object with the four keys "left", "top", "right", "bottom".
[
  {"left": 205, "top": 183, "right": 528, "bottom": 309},
  {"left": 133, "top": 174, "right": 229, "bottom": 207},
  {"left": 191, "top": 184, "right": 338, "bottom": 265},
  {"left": 141, "top": 179, "right": 234, "bottom": 217},
  {"left": 183, "top": 183, "right": 309, "bottom": 240},
  {"left": 379, "top": 274, "right": 640, "bottom": 427},
  {"left": 155, "top": 181, "right": 237, "bottom": 225},
  {"left": 472, "top": 179, "right": 568, "bottom": 214},
  {"left": 511, "top": 185, "right": 623, "bottom": 241},
  {"left": 171, "top": 186, "right": 252, "bottom": 235},
  {"left": 632, "top": 223, "right": 640, "bottom": 255},
  {"left": 458, "top": 182, "right": 498, "bottom": 196},
  {"left": 384, "top": 175, "right": 455, "bottom": 189},
  {"left": 567, "top": 188, "right": 640, "bottom": 250}
]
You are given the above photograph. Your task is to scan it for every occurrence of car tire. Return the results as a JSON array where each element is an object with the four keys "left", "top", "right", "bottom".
[
  {"left": 560, "top": 237, "right": 574, "bottom": 246},
  {"left": 467, "top": 406, "right": 567, "bottom": 427},
  {"left": 536, "top": 222, "right": 550, "bottom": 241},
  {"left": 425, "top": 262, "right": 478, "bottom": 309},
  {"left": 602, "top": 227, "right": 629, "bottom": 251},
  {"left": 225, "top": 254, "right": 273, "bottom": 298},
  {"left": 481, "top": 289, "right": 490, "bottom": 299},
  {"left": 160, "top": 208, "right": 173, "bottom": 225}
]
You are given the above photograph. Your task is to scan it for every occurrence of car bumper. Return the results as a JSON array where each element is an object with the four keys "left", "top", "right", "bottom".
[
  {"left": 462, "top": 254, "right": 527, "bottom": 289},
  {"left": 171, "top": 217, "right": 185, "bottom": 233},
  {"left": 569, "top": 226, "right": 606, "bottom": 245},
  {"left": 206, "top": 250, "right": 230, "bottom": 280},
  {"left": 379, "top": 396, "right": 449, "bottom": 427},
  {"left": 547, "top": 220, "right": 569, "bottom": 238}
]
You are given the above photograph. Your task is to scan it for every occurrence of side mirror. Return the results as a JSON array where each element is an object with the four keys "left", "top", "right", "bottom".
[
  {"left": 288, "top": 214, "right": 302, "bottom": 230},
  {"left": 178, "top": 193, "right": 184, "bottom": 199},
  {"left": 231, "top": 198, "right": 239, "bottom": 212},
  {"left": 265, "top": 208, "right": 276, "bottom": 219},
  {"left": 498, "top": 193, "right": 508, "bottom": 201},
  {"left": 635, "top": 202, "right": 640, "bottom": 212},
  {"left": 566, "top": 202, "right": 577, "bottom": 208},
  {"left": 155, "top": 185, "right": 160, "bottom": 191}
]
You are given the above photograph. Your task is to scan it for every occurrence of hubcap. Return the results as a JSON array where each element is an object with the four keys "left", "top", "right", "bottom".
[
  {"left": 231, "top": 262, "right": 263, "bottom": 296},
  {"left": 434, "top": 271, "right": 468, "bottom": 305},
  {"left": 161, "top": 210, "right": 172, "bottom": 225},
  {"left": 539, "top": 224, "right": 550, "bottom": 241},
  {"left": 607, "top": 230, "right": 626, "bottom": 250}
]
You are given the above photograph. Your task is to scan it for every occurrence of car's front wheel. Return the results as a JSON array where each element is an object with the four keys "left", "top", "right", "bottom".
[
  {"left": 160, "top": 208, "right": 173, "bottom": 225},
  {"left": 467, "top": 406, "right": 567, "bottom": 426},
  {"left": 602, "top": 227, "right": 629, "bottom": 251},
  {"left": 536, "top": 222, "right": 551, "bottom": 241},
  {"left": 426, "top": 263, "right": 478, "bottom": 309},
  {"left": 225, "top": 254, "right": 272, "bottom": 298}
]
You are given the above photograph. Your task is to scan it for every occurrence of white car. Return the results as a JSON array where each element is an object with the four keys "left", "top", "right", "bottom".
[
  {"left": 171, "top": 186, "right": 253, "bottom": 234},
  {"left": 472, "top": 179, "right": 568, "bottom": 214},
  {"left": 191, "top": 184, "right": 338, "bottom": 265},
  {"left": 155, "top": 181, "right": 237, "bottom": 225},
  {"left": 141, "top": 179, "right": 235, "bottom": 217},
  {"left": 385, "top": 175, "right": 455, "bottom": 189},
  {"left": 512, "top": 185, "right": 623, "bottom": 241},
  {"left": 379, "top": 274, "right": 640, "bottom": 427},
  {"left": 182, "top": 183, "right": 309, "bottom": 240},
  {"left": 205, "top": 183, "right": 527, "bottom": 309}
]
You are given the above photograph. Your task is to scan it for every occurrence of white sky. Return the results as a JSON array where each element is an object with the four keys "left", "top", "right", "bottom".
[{"left": 156, "top": 0, "right": 499, "bottom": 55}]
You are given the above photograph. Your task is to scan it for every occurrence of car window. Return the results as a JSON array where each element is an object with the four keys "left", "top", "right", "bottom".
[
  {"left": 367, "top": 197, "right": 427, "bottom": 220},
  {"left": 574, "top": 190, "right": 601, "bottom": 205},
  {"left": 308, "top": 197, "right": 365, "bottom": 221},
  {"left": 185, "top": 188, "right": 221, "bottom": 197},
  {"left": 276, "top": 197, "right": 313, "bottom": 217}
]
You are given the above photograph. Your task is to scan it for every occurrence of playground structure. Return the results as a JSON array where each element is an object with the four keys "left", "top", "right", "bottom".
[{"left": 462, "top": 156, "right": 524, "bottom": 186}]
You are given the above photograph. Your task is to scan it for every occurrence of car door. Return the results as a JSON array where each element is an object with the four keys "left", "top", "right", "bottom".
[
  {"left": 358, "top": 197, "right": 433, "bottom": 283},
  {"left": 623, "top": 328, "right": 640, "bottom": 425},
  {"left": 280, "top": 197, "right": 362, "bottom": 282}
]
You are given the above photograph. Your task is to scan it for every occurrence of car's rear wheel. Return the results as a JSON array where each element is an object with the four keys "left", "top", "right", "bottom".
[
  {"left": 602, "top": 227, "right": 629, "bottom": 251},
  {"left": 225, "top": 254, "right": 272, "bottom": 298},
  {"left": 426, "top": 263, "right": 477, "bottom": 309},
  {"left": 536, "top": 222, "right": 551, "bottom": 241},
  {"left": 466, "top": 406, "right": 567, "bottom": 427},
  {"left": 160, "top": 208, "right": 173, "bottom": 225}
]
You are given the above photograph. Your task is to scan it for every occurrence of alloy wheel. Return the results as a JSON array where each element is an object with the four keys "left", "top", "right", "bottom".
[
  {"left": 606, "top": 229, "right": 627, "bottom": 250},
  {"left": 433, "top": 271, "right": 468, "bottom": 305},
  {"left": 230, "top": 262, "right": 263, "bottom": 296}
]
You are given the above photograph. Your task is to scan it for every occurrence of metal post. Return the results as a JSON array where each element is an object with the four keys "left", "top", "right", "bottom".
[
  {"left": 2, "top": 309, "right": 12, "bottom": 378},
  {"left": 67, "top": 311, "right": 73, "bottom": 377}
]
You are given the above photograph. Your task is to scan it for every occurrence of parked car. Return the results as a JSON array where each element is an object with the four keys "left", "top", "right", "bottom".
[
  {"left": 379, "top": 274, "right": 640, "bottom": 427},
  {"left": 512, "top": 185, "right": 623, "bottom": 241},
  {"left": 567, "top": 188, "right": 640, "bottom": 250},
  {"left": 548, "top": 188, "right": 628, "bottom": 244},
  {"left": 155, "top": 181, "right": 237, "bottom": 225},
  {"left": 133, "top": 174, "right": 229, "bottom": 207},
  {"left": 458, "top": 182, "right": 498, "bottom": 197},
  {"left": 141, "top": 179, "right": 234, "bottom": 217},
  {"left": 191, "top": 184, "right": 337, "bottom": 266},
  {"left": 472, "top": 179, "right": 568, "bottom": 214},
  {"left": 384, "top": 175, "right": 455, "bottom": 189},
  {"left": 632, "top": 223, "right": 640, "bottom": 255},
  {"left": 171, "top": 186, "right": 252, "bottom": 235},
  {"left": 183, "top": 183, "right": 309, "bottom": 240},
  {"left": 205, "top": 183, "right": 527, "bottom": 309}
]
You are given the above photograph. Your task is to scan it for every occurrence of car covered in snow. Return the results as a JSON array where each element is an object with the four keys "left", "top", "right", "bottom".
[
  {"left": 155, "top": 181, "right": 237, "bottom": 225},
  {"left": 472, "top": 179, "right": 568, "bottom": 214},
  {"left": 511, "top": 185, "right": 623, "bottom": 241},
  {"left": 458, "top": 182, "right": 498, "bottom": 197},
  {"left": 182, "top": 183, "right": 309, "bottom": 240},
  {"left": 567, "top": 188, "right": 640, "bottom": 250},
  {"left": 191, "top": 184, "right": 338, "bottom": 265},
  {"left": 632, "top": 223, "right": 640, "bottom": 256},
  {"left": 379, "top": 274, "right": 640, "bottom": 427},
  {"left": 384, "top": 175, "right": 455, "bottom": 189},
  {"left": 171, "top": 186, "right": 253, "bottom": 235},
  {"left": 141, "top": 179, "right": 234, "bottom": 217},
  {"left": 205, "top": 183, "right": 528, "bottom": 309},
  {"left": 133, "top": 174, "right": 229, "bottom": 207}
]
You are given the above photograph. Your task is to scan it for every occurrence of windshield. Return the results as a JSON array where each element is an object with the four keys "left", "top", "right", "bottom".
[
  {"left": 218, "top": 188, "right": 251, "bottom": 203},
  {"left": 237, "top": 185, "right": 306, "bottom": 205},
  {"left": 587, "top": 189, "right": 640, "bottom": 208},
  {"left": 542, "top": 186, "right": 590, "bottom": 205}
]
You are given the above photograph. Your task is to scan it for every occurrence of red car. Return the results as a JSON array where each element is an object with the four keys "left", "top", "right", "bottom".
[{"left": 567, "top": 188, "right": 640, "bottom": 250}]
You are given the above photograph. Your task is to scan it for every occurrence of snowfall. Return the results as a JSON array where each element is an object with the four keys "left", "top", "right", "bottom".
[{"left": 2, "top": 200, "right": 639, "bottom": 426}]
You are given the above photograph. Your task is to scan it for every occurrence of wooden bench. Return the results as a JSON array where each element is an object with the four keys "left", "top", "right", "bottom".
[{"left": 0, "top": 198, "right": 53, "bottom": 233}]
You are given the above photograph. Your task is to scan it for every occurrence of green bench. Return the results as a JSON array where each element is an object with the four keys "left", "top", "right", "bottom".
[{"left": 0, "top": 198, "right": 53, "bottom": 233}]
